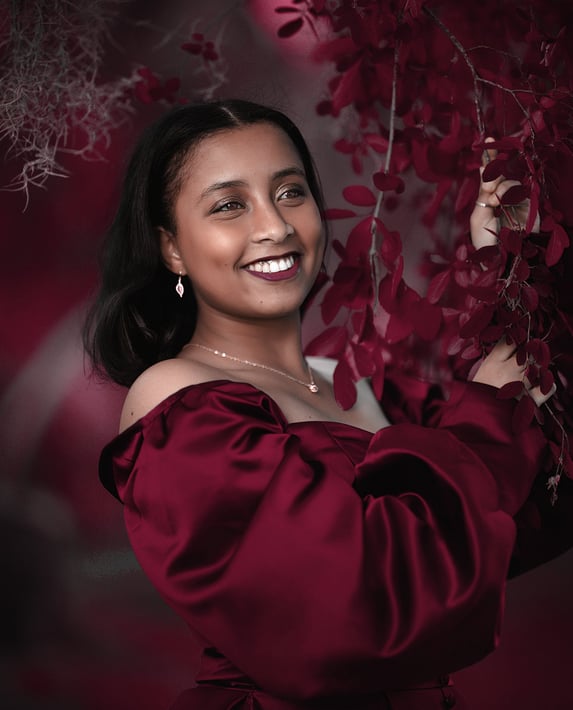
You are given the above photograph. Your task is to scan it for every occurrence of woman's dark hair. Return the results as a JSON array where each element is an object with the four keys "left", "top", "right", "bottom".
[{"left": 83, "top": 99, "right": 327, "bottom": 386}]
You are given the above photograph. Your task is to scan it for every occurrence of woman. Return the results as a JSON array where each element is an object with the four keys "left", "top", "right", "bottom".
[{"left": 85, "top": 100, "right": 555, "bottom": 709}]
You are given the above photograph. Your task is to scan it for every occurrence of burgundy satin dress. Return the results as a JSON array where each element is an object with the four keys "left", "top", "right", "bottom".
[{"left": 99, "top": 378, "right": 549, "bottom": 709}]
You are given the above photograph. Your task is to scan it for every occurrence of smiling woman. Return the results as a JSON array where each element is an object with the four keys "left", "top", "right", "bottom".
[{"left": 83, "top": 100, "right": 568, "bottom": 710}]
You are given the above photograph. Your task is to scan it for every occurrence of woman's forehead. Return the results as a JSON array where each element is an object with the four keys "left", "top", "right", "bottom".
[{"left": 181, "top": 123, "right": 304, "bottom": 187}]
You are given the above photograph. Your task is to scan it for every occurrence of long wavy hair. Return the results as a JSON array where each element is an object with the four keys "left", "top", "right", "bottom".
[{"left": 83, "top": 100, "right": 327, "bottom": 387}]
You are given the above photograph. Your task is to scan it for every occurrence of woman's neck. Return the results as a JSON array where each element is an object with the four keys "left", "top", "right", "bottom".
[{"left": 190, "top": 312, "right": 308, "bottom": 376}]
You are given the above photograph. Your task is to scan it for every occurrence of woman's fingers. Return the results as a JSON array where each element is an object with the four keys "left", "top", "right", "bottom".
[
  {"left": 469, "top": 204, "right": 499, "bottom": 249},
  {"left": 525, "top": 379, "right": 557, "bottom": 407},
  {"left": 471, "top": 137, "right": 540, "bottom": 242},
  {"left": 472, "top": 339, "right": 556, "bottom": 407},
  {"left": 470, "top": 139, "right": 502, "bottom": 249},
  {"left": 488, "top": 338, "right": 517, "bottom": 361}
]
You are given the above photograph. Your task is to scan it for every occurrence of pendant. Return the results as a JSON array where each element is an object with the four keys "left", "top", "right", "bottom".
[{"left": 309, "top": 383, "right": 319, "bottom": 393}]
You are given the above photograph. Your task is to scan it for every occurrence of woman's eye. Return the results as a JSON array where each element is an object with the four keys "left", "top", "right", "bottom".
[
  {"left": 213, "top": 200, "right": 243, "bottom": 213},
  {"left": 278, "top": 186, "right": 306, "bottom": 201}
]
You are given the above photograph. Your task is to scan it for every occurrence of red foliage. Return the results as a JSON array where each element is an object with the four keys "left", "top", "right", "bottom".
[
  {"left": 181, "top": 33, "right": 220, "bottom": 61},
  {"left": 134, "top": 68, "right": 181, "bottom": 105},
  {"left": 273, "top": 0, "right": 573, "bottom": 493},
  {"left": 132, "top": 1, "right": 573, "bottom": 496}
]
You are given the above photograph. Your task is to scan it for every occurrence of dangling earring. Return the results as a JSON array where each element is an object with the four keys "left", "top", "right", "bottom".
[{"left": 175, "top": 272, "right": 184, "bottom": 298}]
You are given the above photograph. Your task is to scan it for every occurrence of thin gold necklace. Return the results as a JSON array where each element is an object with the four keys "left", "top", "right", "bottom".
[{"left": 186, "top": 343, "right": 319, "bottom": 394}]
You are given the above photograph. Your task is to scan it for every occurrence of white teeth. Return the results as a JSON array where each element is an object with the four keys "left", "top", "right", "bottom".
[{"left": 247, "top": 255, "right": 296, "bottom": 273}]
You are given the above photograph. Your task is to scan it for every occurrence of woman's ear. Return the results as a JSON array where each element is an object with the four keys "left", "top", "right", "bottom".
[{"left": 159, "top": 228, "right": 185, "bottom": 275}]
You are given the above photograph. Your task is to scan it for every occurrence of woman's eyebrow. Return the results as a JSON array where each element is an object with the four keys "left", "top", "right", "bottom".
[
  {"left": 200, "top": 179, "right": 247, "bottom": 200},
  {"left": 271, "top": 166, "right": 306, "bottom": 181}
]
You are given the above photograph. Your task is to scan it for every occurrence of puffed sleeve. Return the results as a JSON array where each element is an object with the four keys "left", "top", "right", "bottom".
[
  {"left": 100, "top": 381, "right": 546, "bottom": 701},
  {"left": 382, "top": 371, "right": 573, "bottom": 574}
]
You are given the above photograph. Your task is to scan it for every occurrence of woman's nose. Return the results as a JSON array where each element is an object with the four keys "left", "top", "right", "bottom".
[{"left": 251, "top": 201, "right": 292, "bottom": 242}]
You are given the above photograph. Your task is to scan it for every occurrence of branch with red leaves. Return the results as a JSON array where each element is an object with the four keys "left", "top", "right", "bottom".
[{"left": 278, "top": 0, "right": 573, "bottom": 494}]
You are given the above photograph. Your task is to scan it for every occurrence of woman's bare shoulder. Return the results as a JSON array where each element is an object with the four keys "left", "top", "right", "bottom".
[{"left": 119, "top": 357, "right": 220, "bottom": 433}]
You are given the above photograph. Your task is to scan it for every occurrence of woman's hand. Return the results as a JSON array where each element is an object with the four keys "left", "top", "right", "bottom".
[
  {"left": 469, "top": 140, "right": 553, "bottom": 407},
  {"left": 469, "top": 139, "right": 540, "bottom": 250},
  {"left": 472, "top": 339, "right": 555, "bottom": 407}
]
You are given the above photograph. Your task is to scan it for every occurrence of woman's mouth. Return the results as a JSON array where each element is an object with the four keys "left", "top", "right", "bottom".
[{"left": 244, "top": 254, "right": 300, "bottom": 280}]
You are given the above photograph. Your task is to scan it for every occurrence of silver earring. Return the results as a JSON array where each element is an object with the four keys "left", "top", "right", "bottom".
[{"left": 175, "top": 272, "right": 184, "bottom": 298}]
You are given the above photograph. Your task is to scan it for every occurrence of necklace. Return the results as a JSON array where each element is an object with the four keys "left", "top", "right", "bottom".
[{"left": 186, "top": 343, "right": 319, "bottom": 394}]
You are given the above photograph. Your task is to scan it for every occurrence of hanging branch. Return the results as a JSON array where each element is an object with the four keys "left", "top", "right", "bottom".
[
  {"left": 369, "top": 40, "right": 400, "bottom": 297},
  {"left": 423, "top": 5, "right": 485, "bottom": 138}
]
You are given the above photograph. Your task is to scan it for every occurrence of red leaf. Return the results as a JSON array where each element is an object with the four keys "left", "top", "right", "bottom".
[
  {"left": 324, "top": 208, "right": 357, "bottom": 219},
  {"left": 447, "top": 336, "right": 465, "bottom": 356},
  {"left": 514, "top": 260, "right": 531, "bottom": 281},
  {"left": 372, "top": 172, "right": 405, "bottom": 193},
  {"left": 312, "top": 36, "right": 356, "bottom": 62},
  {"left": 498, "top": 228, "right": 522, "bottom": 256},
  {"left": 305, "top": 326, "right": 347, "bottom": 357},
  {"left": 497, "top": 380, "right": 524, "bottom": 399},
  {"left": 386, "top": 312, "right": 414, "bottom": 344},
  {"left": 481, "top": 325, "right": 505, "bottom": 342},
  {"left": 352, "top": 304, "right": 376, "bottom": 342},
  {"left": 501, "top": 184, "right": 530, "bottom": 206},
  {"left": 352, "top": 342, "right": 375, "bottom": 377},
  {"left": 181, "top": 42, "right": 203, "bottom": 55},
  {"left": 331, "top": 59, "right": 362, "bottom": 113},
  {"left": 346, "top": 217, "right": 374, "bottom": 258},
  {"left": 521, "top": 284, "right": 539, "bottom": 312},
  {"left": 546, "top": 224, "right": 570, "bottom": 267},
  {"left": 422, "top": 179, "right": 452, "bottom": 228},
  {"left": 526, "top": 182, "right": 540, "bottom": 233},
  {"left": 459, "top": 305, "right": 495, "bottom": 338},
  {"left": 334, "top": 138, "right": 355, "bottom": 154},
  {"left": 379, "top": 224, "right": 402, "bottom": 266},
  {"left": 321, "top": 284, "right": 345, "bottom": 324},
  {"left": 427, "top": 269, "right": 451, "bottom": 304},
  {"left": 469, "top": 245, "right": 500, "bottom": 265},
  {"left": 343, "top": 185, "right": 377, "bottom": 206},
  {"left": 377, "top": 274, "right": 392, "bottom": 311},
  {"left": 365, "top": 133, "right": 388, "bottom": 153},
  {"left": 455, "top": 175, "right": 480, "bottom": 215},
  {"left": 333, "top": 358, "right": 357, "bottom": 410},
  {"left": 408, "top": 299, "right": 442, "bottom": 341},
  {"left": 512, "top": 395, "right": 535, "bottom": 433},
  {"left": 516, "top": 346, "right": 527, "bottom": 366},
  {"left": 390, "top": 256, "right": 404, "bottom": 301},
  {"left": 482, "top": 159, "right": 507, "bottom": 182},
  {"left": 461, "top": 342, "right": 482, "bottom": 360},
  {"left": 526, "top": 339, "right": 550, "bottom": 367},
  {"left": 277, "top": 17, "right": 304, "bottom": 38},
  {"left": 466, "top": 285, "right": 499, "bottom": 304},
  {"left": 371, "top": 350, "right": 386, "bottom": 401},
  {"left": 505, "top": 281, "right": 519, "bottom": 299}
]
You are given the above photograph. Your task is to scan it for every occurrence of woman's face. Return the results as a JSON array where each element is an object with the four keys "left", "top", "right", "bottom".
[{"left": 161, "top": 123, "right": 325, "bottom": 325}]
